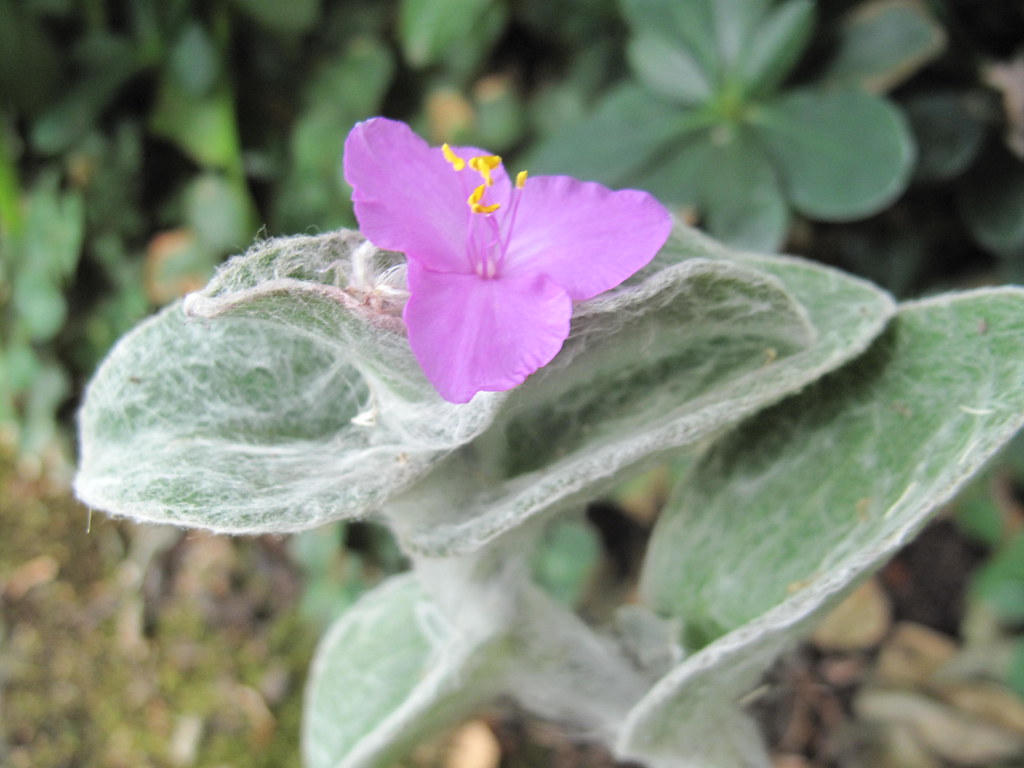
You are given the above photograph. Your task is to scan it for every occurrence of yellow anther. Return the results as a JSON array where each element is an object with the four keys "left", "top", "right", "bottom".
[
  {"left": 442, "top": 143, "right": 465, "bottom": 171},
  {"left": 468, "top": 184, "right": 501, "bottom": 214},
  {"left": 469, "top": 154, "right": 502, "bottom": 186},
  {"left": 516, "top": 170, "right": 528, "bottom": 189}
]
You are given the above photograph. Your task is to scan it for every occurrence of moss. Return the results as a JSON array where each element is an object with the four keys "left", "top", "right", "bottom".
[{"left": 0, "top": 454, "right": 315, "bottom": 768}]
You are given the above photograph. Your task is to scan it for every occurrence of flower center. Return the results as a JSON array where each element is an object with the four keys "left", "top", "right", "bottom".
[{"left": 443, "top": 143, "right": 528, "bottom": 279}]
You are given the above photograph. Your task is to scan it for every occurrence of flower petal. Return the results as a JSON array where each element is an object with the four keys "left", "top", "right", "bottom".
[
  {"left": 503, "top": 175, "right": 672, "bottom": 300},
  {"left": 404, "top": 262, "right": 573, "bottom": 403},
  {"left": 344, "top": 118, "right": 474, "bottom": 274}
]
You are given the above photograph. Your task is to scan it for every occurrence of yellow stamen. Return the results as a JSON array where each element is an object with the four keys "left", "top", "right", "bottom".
[
  {"left": 468, "top": 184, "right": 500, "bottom": 214},
  {"left": 516, "top": 170, "right": 528, "bottom": 189},
  {"left": 442, "top": 143, "right": 465, "bottom": 171},
  {"left": 469, "top": 154, "right": 502, "bottom": 186}
]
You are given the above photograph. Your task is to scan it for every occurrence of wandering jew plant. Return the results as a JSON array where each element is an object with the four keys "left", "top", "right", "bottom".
[
  {"left": 75, "top": 118, "right": 1024, "bottom": 767},
  {"left": 344, "top": 118, "right": 671, "bottom": 402}
]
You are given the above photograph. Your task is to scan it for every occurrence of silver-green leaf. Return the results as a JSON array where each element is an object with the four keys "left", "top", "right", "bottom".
[
  {"left": 393, "top": 227, "right": 895, "bottom": 556},
  {"left": 303, "top": 574, "right": 500, "bottom": 768},
  {"left": 621, "top": 288, "right": 1024, "bottom": 766},
  {"left": 74, "top": 231, "right": 504, "bottom": 533}
]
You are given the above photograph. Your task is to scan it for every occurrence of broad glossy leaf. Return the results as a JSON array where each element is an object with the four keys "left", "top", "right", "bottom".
[
  {"left": 958, "top": 145, "right": 1024, "bottom": 257},
  {"left": 735, "top": 0, "right": 814, "bottom": 97},
  {"left": 905, "top": 90, "right": 988, "bottom": 182},
  {"left": 304, "top": 574, "right": 499, "bottom": 768},
  {"left": 525, "top": 84, "right": 690, "bottom": 187},
  {"left": 633, "top": 128, "right": 789, "bottom": 250},
  {"left": 752, "top": 87, "right": 915, "bottom": 220},
  {"left": 184, "top": 173, "right": 256, "bottom": 253},
  {"left": 627, "top": 34, "right": 713, "bottom": 105},
  {"left": 624, "top": 288, "right": 1024, "bottom": 765},
  {"left": 169, "top": 22, "right": 220, "bottom": 97},
  {"left": 398, "top": 0, "right": 498, "bottom": 68},
  {"left": 708, "top": 0, "right": 772, "bottom": 72},
  {"left": 394, "top": 225, "right": 895, "bottom": 555},
  {"left": 620, "top": 0, "right": 719, "bottom": 80},
  {"left": 150, "top": 81, "right": 243, "bottom": 173},
  {"left": 75, "top": 231, "right": 504, "bottom": 533},
  {"left": 822, "top": 0, "right": 946, "bottom": 93}
]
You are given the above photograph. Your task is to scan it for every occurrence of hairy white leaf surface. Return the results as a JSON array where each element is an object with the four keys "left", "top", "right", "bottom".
[
  {"left": 75, "top": 231, "right": 504, "bottom": 532},
  {"left": 620, "top": 288, "right": 1024, "bottom": 766},
  {"left": 303, "top": 574, "right": 500, "bottom": 768},
  {"left": 396, "top": 243, "right": 895, "bottom": 556}
]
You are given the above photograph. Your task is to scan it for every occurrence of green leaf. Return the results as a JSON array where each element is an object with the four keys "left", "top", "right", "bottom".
[
  {"left": 150, "top": 81, "right": 243, "bottom": 173},
  {"left": 624, "top": 288, "right": 1024, "bottom": 765},
  {"left": 735, "top": 0, "right": 814, "bottom": 98},
  {"left": 904, "top": 90, "right": 988, "bottom": 183},
  {"left": 626, "top": 34, "right": 714, "bottom": 104},
  {"left": 12, "top": 269, "right": 67, "bottom": 342},
  {"left": 620, "top": 0, "right": 719, "bottom": 81},
  {"left": 532, "top": 516, "right": 601, "bottom": 606},
  {"left": 30, "top": 34, "right": 141, "bottom": 154},
  {"left": 394, "top": 224, "right": 894, "bottom": 555},
  {"left": 303, "top": 574, "right": 499, "bottom": 768},
  {"left": 632, "top": 128, "right": 789, "bottom": 250},
  {"left": 228, "top": 0, "right": 321, "bottom": 33},
  {"left": 184, "top": 173, "right": 256, "bottom": 253},
  {"left": 398, "top": 0, "right": 498, "bottom": 68},
  {"left": 972, "top": 532, "right": 1024, "bottom": 622},
  {"left": 74, "top": 231, "right": 505, "bottom": 533},
  {"left": 20, "top": 359, "right": 68, "bottom": 456},
  {"left": 957, "top": 145, "right": 1024, "bottom": 257},
  {"left": 708, "top": 0, "right": 772, "bottom": 73},
  {"left": 752, "top": 87, "right": 915, "bottom": 220},
  {"left": 275, "top": 38, "right": 394, "bottom": 233},
  {"left": 526, "top": 84, "right": 695, "bottom": 187},
  {"left": 168, "top": 22, "right": 220, "bottom": 97},
  {"left": 438, "top": 2, "right": 509, "bottom": 77},
  {"left": 822, "top": 0, "right": 946, "bottom": 93},
  {"left": 12, "top": 173, "right": 84, "bottom": 340}
]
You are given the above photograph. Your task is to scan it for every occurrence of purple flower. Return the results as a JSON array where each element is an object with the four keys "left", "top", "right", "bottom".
[{"left": 343, "top": 117, "right": 671, "bottom": 403}]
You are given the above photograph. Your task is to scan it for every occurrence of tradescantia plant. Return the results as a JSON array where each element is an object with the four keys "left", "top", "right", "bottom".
[{"left": 76, "top": 118, "right": 1024, "bottom": 767}]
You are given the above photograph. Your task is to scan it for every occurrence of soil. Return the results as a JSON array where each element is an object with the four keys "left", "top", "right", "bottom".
[{"left": 3, "top": 453, "right": 1024, "bottom": 768}]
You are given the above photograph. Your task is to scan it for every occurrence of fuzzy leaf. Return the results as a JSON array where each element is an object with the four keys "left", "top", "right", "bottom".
[
  {"left": 303, "top": 574, "right": 499, "bottom": 768},
  {"left": 393, "top": 225, "right": 895, "bottom": 555},
  {"left": 75, "top": 231, "right": 504, "bottom": 533},
  {"left": 622, "top": 288, "right": 1024, "bottom": 766}
]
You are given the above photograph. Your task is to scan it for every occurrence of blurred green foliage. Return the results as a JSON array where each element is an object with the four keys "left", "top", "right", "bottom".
[
  {"left": 1, "top": 3, "right": 1023, "bottom": 763},
  {"left": 528, "top": 0, "right": 928, "bottom": 250},
  {"left": 1, "top": 0, "right": 1023, "bottom": 476}
]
